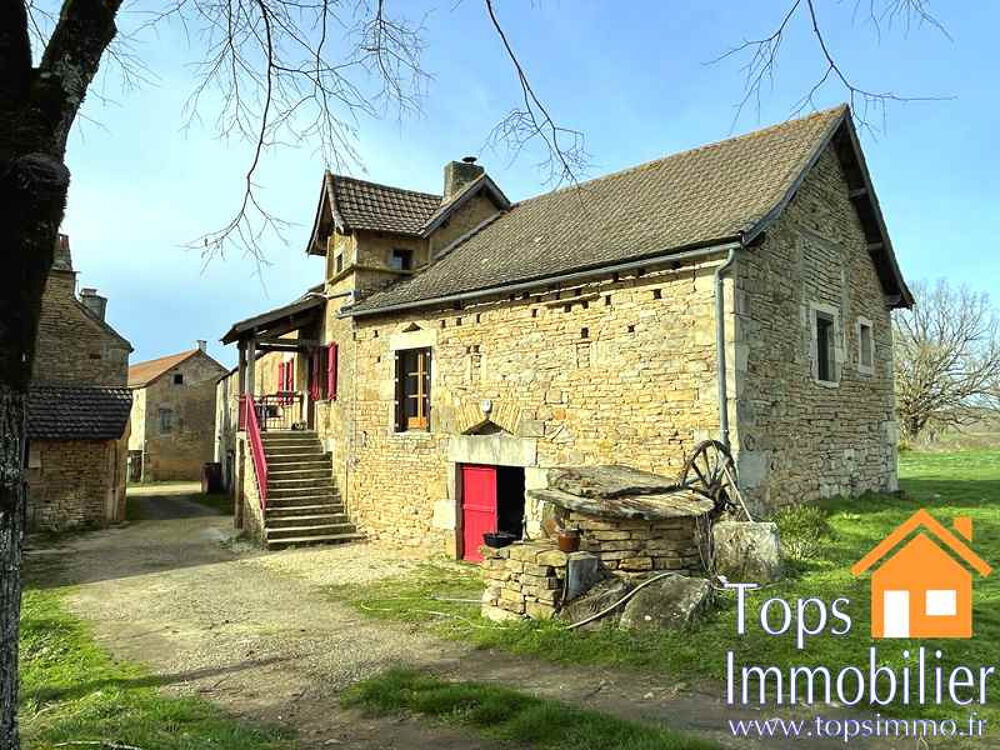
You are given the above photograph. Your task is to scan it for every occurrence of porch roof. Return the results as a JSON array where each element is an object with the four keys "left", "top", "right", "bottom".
[{"left": 221, "top": 294, "right": 324, "bottom": 345}]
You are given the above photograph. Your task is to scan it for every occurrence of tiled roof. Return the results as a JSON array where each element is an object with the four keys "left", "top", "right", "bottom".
[
  {"left": 331, "top": 176, "right": 442, "bottom": 235},
  {"left": 28, "top": 386, "right": 132, "bottom": 441},
  {"left": 349, "top": 107, "right": 851, "bottom": 314},
  {"left": 128, "top": 349, "right": 198, "bottom": 387}
]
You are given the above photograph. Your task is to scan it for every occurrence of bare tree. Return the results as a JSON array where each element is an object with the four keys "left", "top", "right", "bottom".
[
  {"left": 0, "top": 1, "right": 961, "bottom": 748},
  {"left": 715, "top": 0, "right": 952, "bottom": 132},
  {"left": 894, "top": 280, "right": 1000, "bottom": 441}
]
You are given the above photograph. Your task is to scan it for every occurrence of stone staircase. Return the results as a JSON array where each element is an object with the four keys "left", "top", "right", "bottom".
[{"left": 261, "top": 431, "right": 363, "bottom": 550}]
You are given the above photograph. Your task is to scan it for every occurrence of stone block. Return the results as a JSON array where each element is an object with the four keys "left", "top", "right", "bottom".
[
  {"left": 564, "top": 551, "right": 604, "bottom": 602},
  {"left": 536, "top": 549, "right": 569, "bottom": 567},
  {"left": 558, "top": 577, "right": 633, "bottom": 630},
  {"left": 620, "top": 574, "right": 712, "bottom": 631},
  {"left": 713, "top": 521, "right": 783, "bottom": 583},
  {"left": 619, "top": 556, "right": 654, "bottom": 572}
]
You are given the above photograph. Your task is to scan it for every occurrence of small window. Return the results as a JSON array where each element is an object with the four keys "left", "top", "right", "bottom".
[
  {"left": 390, "top": 249, "right": 413, "bottom": 271},
  {"left": 159, "top": 408, "right": 174, "bottom": 434},
  {"left": 173, "top": 373, "right": 184, "bottom": 385},
  {"left": 395, "top": 348, "right": 431, "bottom": 432},
  {"left": 335, "top": 254, "right": 343, "bottom": 274},
  {"left": 857, "top": 319, "right": 874, "bottom": 373},
  {"left": 814, "top": 310, "right": 837, "bottom": 384}
]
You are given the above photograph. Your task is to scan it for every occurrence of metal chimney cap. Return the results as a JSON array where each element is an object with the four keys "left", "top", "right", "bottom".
[{"left": 461, "top": 156, "right": 478, "bottom": 164}]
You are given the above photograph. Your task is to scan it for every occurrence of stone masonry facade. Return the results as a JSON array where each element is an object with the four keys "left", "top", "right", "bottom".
[
  {"left": 731, "top": 147, "right": 898, "bottom": 509},
  {"left": 28, "top": 240, "right": 132, "bottom": 530},
  {"left": 130, "top": 350, "right": 228, "bottom": 481},
  {"left": 224, "top": 112, "right": 906, "bottom": 556}
]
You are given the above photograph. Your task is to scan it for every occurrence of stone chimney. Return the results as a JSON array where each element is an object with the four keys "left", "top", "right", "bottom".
[
  {"left": 197, "top": 339, "right": 207, "bottom": 353},
  {"left": 52, "top": 233, "right": 73, "bottom": 272},
  {"left": 443, "top": 156, "right": 484, "bottom": 201},
  {"left": 79, "top": 288, "right": 107, "bottom": 321}
]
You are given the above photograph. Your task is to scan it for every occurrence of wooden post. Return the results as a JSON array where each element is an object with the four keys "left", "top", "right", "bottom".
[
  {"left": 237, "top": 341, "right": 246, "bottom": 395},
  {"left": 246, "top": 337, "right": 256, "bottom": 397}
]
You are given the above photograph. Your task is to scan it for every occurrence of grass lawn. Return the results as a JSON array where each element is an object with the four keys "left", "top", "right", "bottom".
[
  {"left": 342, "top": 668, "right": 720, "bottom": 750},
  {"left": 18, "top": 587, "right": 293, "bottom": 750},
  {"left": 329, "top": 449, "right": 1000, "bottom": 723}
]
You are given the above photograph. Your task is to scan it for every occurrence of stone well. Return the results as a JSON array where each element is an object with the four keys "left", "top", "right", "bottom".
[
  {"left": 529, "top": 465, "right": 714, "bottom": 575},
  {"left": 481, "top": 465, "right": 715, "bottom": 622}
]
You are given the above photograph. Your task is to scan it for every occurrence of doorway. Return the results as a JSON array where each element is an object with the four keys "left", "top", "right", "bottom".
[{"left": 460, "top": 464, "right": 525, "bottom": 562}]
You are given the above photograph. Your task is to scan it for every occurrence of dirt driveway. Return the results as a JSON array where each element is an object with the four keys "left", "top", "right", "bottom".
[{"left": 26, "top": 484, "right": 885, "bottom": 749}]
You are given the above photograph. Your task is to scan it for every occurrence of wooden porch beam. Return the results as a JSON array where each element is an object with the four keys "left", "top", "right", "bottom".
[{"left": 255, "top": 336, "right": 320, "bottom": 349}]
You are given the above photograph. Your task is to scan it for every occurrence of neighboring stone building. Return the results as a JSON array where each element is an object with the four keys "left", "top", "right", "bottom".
[
  {"left": 220, "top": 105, "right": 911, "bottom": 557},
  {"left": 128, "top": 344, "right": 228, "bottom": 481},
  {"left": 27, "top": 235, "right": 133, "bottom": 530}
]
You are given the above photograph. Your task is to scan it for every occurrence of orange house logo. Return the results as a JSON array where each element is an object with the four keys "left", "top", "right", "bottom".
[{"left": 851, "top": 510, "right": 992, "bottom": 639}]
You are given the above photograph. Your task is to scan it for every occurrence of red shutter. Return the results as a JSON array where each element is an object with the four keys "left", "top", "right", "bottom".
[
  {"left": 327, "top": 343, "right": 338, "bottom": 401},
  {"left": 309, "top": 349, "right": 320, "bottom": 402},
  {"left": 277, "top": 361, "right": 285, "bottom": 395}
]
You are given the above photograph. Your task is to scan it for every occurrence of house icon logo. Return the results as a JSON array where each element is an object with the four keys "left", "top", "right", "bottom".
[{"left": 851, "top": 510, "right": 992, "bottom": 639}]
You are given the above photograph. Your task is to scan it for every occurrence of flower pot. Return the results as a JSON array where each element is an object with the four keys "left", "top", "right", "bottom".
[{"left": 557, "top": 529, "right": 581, "bottom": 553}]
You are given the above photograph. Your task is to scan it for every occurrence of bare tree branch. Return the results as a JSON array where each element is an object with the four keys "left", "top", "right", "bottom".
[
  {"left": 482, "top": 0, "right": 587, "bottom": 188},
  {"left": 714, "top": 0, "right": 953, "bottom": 133},
  {"left": 125, "top": 0, "right": 429, "bottom": 259}
]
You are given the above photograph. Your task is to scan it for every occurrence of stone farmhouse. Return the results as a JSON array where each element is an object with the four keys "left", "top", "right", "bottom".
[
  {"left": 128, "top": 344, "right": 228, "bottom": 481},
  {"left": 219, "top": 105, "right": 911, "bottom": 557},
  {"left": 27, "top": 235, "right": 133, "bottom": 530}
]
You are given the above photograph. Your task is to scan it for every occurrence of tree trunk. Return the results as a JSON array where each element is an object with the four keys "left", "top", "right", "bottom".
[
  {"left": 0, "top": 155, "right": 68, "bottom": 749},
  {"left": 0, "top": 0, "right": 123, "bottom": 739},
  {"left": 0, "top": 389, "right": 28, "bottom": 750}
]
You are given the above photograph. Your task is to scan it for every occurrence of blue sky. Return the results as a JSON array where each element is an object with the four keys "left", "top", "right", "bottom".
[{"left": 59, "top": 1, "right": 999, "bottom": 367}]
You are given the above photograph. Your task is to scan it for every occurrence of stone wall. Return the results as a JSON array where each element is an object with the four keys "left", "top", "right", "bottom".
[
  {"left": 340, "top": 262, "right": 724, "bottom": 553},
  {"left": 569, "top": 513, "right": 704, "bottom": 575},
  {"left": 732, "top": 146, "right": 898, "bottom": 508},
  {"left": 481, "top": 541, "right": 572, "bottom": 621},
  {"left": 27, "top": 437, "right": 127, "bottom": 530},
  {"left": 240, "top": 438, "right": 265, "bottom": 542},
  {"left": 32, "top": 270, "right": 130, "bottom": 386},
  {"left": 137, "top": 351, "right": 228, "bottom": 481}
]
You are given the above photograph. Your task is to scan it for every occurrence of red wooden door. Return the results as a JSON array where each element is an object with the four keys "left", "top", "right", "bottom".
[{"left": 462, "top": 465, "right": 497, "bottom": 562}]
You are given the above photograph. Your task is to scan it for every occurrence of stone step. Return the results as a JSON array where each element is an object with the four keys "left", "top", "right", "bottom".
[
  {"left": 266, "top": 509, "right": 349, "bottom": 523},
  {"left": 266, "top": 503, "right": 344, "bottom": 516},
  {"left": 266, "top": 532, "right": 365, "bottom": 550},
  {"left": 267, "top": 453, "right": 329, "bottom": 465},
  {"left": 265, "top": 521, "right": 357, "bottom": 538},
  {"left": 261, "top": 432, "right": 319, "bottom": 443},
  {"left": 266, "top": 493, "right": 341, "bottom": 507},
  {"left": 266, "top": 513, "right": 350, "bottom": 529},
  {"left": 267, "top": 482, "right": 333, "bottom": 494},
  {"left": 269, "top": 467, "right": 331, "bottom": 480}
]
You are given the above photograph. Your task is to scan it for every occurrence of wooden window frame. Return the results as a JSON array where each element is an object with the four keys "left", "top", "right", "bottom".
[{"left": 395, "top": 347, "right": 431, "bottom": 432}]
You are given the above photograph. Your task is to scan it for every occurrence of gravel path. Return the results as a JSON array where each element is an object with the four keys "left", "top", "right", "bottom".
[{"left": 24, "top": 484, "right": 893, "bottom": 749}]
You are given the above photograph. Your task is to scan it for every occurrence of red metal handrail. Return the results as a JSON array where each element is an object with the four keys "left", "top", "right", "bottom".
[{"left": 241, "top": 395, "right": 268, "bottom": 511}]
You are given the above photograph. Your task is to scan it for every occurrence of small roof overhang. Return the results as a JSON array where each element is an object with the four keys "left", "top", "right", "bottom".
[{"left": 221, "top": 294, "right": 325, "bottom": 345}]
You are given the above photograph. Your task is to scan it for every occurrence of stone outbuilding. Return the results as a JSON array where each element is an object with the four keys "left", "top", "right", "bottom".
[
  {"left": 27, "top": 234, "right": 133, "bottom": 530},
  {"left": 128, "top": 344, "right": 228, "bottom": 481},
  {"left": 219, "top": 105, "right": 911, "bottom": 557}
]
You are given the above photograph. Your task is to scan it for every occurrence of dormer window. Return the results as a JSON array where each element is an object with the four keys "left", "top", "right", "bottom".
[{"left": 390, "top": 249, "right": 413, "bottom": 272}]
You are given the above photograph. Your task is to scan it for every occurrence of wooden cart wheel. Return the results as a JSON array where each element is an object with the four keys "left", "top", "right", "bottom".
[{"left": 678, "top": 440, "right": 737, "bottom": 517}]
